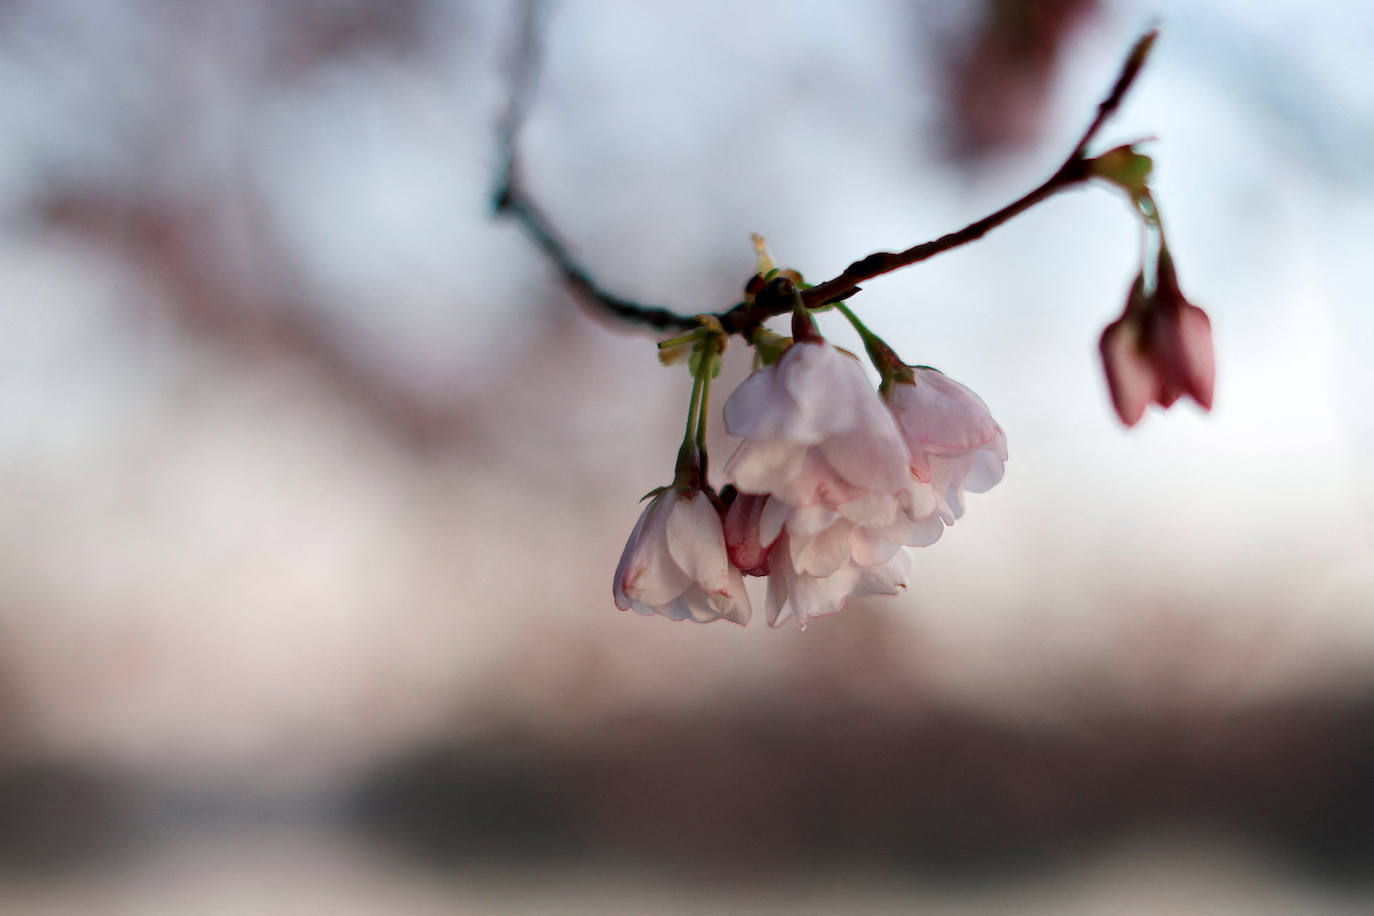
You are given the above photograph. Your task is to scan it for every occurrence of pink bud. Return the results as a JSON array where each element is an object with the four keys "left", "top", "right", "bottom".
[
  {"left": 1100, "top": 260, "right": 1215, "bottom": 426},
  {"left": 722, "top": 491, "right": 777, "bottom": 577},
  {"left": 1148, "top": 252, "right": 1216, "bottom": 411}
]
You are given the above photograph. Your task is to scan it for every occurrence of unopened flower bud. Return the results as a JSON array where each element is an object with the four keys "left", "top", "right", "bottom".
[{"left": 1100, "top": 254, "right": 1216, "bottom": 426}]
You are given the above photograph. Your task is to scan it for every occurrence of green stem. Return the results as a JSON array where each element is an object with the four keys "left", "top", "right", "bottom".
[
  {"left": 694, "top": 347, "right": 715, "bottom": 482},
  {"left": 673, "top": 369, "right": 705, "bottom": 487},
  {"left": 834, "top": 301, "right": 910, "bottom": 386},
  {"left": 833, "top": 300, "right": 877, "bottom": 343},
  {"left": 695, "top": 359, "right": 712, "bottom": 454}
]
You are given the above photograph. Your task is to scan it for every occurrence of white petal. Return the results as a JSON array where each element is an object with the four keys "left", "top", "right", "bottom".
[
  {"left": 898, "top": 511, "right": 946, "bottom": 548},
  {"left": 833, "top": 488, "right": 900, "bottom": 529},
  {"left": 666, "top": 491, "right": 732, "bottom": 594},
  {"left": 655, "top": 594, "right": 694, "bottom": 622},
  {"left": 850, "top": 525, "right": 901, "bottom": 567},
  {"left": 614, "top": 495, "right": 690, "bottom": 609},
  {"left": 852, "top": 548, "right": 911, "bottom": 597},
  {"left": 819, "top": 421, "right": 909, "bottom": 495},
  {"left": 896, "top": 479, "right": 942, "bottom": 522},
  {"left": 766, "top": 450, "right": 858, "bottom": 509},
  {"left": 765, "top": 541, "right": 794, "bottom": 628},
  {"left": 930, "top": 454, "right": 974, "bottom": 521},
  {"left": 613, "top": 500, "right": 656, "bottom": 609},
  {"left": 708, "top": 566, "right": 752, "bottom": 625},
  {"left": 888, "top": 370, "right": 1001, "bottom": 456},
  {"left": 724, "top": 438, "right": 806, "bottom": 494},
  {"left": 759, "top": 494, "right": 792, "bottom": 547},
  {"left": 778, "top": 342, "right": 865, "bottom": 440},
  {"left": 722, "top": 363, "right": 791, "bottom": 439},
  {"left": 964, "top": 444, "right": 1006, "bottom": 494},
  {"left": 793, "top": 520, "right": 853, "bottom": 578},
  {"left": 783, "top": 500, "right": 838, "bottom": 538},
  {"left": 790, "top": 564, "right": 861, "bottom": 626}
]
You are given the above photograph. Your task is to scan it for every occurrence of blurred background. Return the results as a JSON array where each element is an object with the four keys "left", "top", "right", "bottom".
[{"left": 1, "top": 0, "right": 1372, "bottom": 912}]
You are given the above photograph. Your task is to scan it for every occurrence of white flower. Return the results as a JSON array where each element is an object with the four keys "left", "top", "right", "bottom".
[
  {"left": 724, "top": 492, "right": 920, "bottom": 630},
  {"left": 884, "top": 367, "right": 1007, "bottom": 523},
  {"left": 723, "top": 340, "right": 938, "bottom": 530},
  {"left": 613, "top": 488, "right": 751, "bottom": 625},
  {"left": 764, "top": 527, "right": 914, "bottom": 629},
  {"left": 722, "top": 340, "right": 945, "bottom": 628}
]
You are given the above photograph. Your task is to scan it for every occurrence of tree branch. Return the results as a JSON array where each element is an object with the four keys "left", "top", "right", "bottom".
[
  {"left": 779, "top": 28, "right": 1159, "bottom": 320},
  {"left": 492, "top": 0, "right": 698, "bottom": 333},
  {"left": 495, "top": 10, "right": 1158, "bottom": 339}
]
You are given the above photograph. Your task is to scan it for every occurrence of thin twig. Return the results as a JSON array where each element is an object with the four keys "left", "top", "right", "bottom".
[
  {"left": 780, "top": 29, "right": 1160, "bottom": 319},
  {"left": 493, "top": 0, "right": 698, "bottom": 332},
  {"left": 495, "top": 13, "right": 1158, "bottom": 339}
]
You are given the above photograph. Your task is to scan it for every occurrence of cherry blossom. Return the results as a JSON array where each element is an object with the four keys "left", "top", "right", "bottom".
[
  {"left": 884, "top": 367, "right": 1008, "bottom": 523},
  {"left": 723, "top": 339, "right": 938, "bottom": 530},
  {"left": 613, "top": 488, "right": 751, "bottom": 625},
  {"left": 763, "top": 526, "right": 915, "bottom": 629},
  {"left": 721, "top": 338, "right": 944, "bottom": 628}
]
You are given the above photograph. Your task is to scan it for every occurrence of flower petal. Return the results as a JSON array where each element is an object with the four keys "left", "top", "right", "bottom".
[
  {"left": 888, "top": 369, "right": 1001, "bottom": 456},
  {"left": 789, "top": 565, "right": 861, "bottom": 627},
  {"left": 850, "top": 525, "right": 901, "bottom": 567},
  {"left": 963, "top": 441, "right": 1006, "bottom": 494},
  {"left": 1100, "top": 316, "right": 1159, "bottom": 426},
  {"left": 722, "top": 361, "right": 794, "bottom": 439},
  {"left": 759, "top": 493, "right": 792, "bottom": 547},
  {"left": 724, "top": 438, "right": 807, "bottom": 495},
  {"left": 778, "top": 342, "right": 869, "bottom": 440},
  {"left": 765, "top": 540, "right": 794, "bottom": 628},
  {"left": 666, "top": 491, "right": 732, "bottom": 594},
  {"left": 792, "top": 519, "right": 853, "bottom": 578},
  {"left": 708, "top": 567, "right": 753, "bottom": 625},
  {"left": 852, "top": 548, "right": 911, "bottom": 598},
  {"left": 614, "top": 495, "right": 690, "bottom": 609},
  {"left": 819, "top": 421, "right": 910, "bottom": 495},
  {"left": 1178, "top": 304, "right": 1215, "bottom": 410}
]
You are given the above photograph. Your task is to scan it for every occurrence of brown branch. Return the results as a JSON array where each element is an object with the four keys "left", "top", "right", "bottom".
[
  {"left": 779, "top": 28, "right": 1160, "bottom": 320},
  {"left": 493, "top": 0, "right": 698, "bottom": 334},
  {"left": 497, "top": 18, "right": 1159, "bottom": 339}
]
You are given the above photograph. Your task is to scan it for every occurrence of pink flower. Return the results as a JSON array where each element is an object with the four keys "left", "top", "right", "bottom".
[
  {"left": 883, "top": 367, "right": 1008, "bottom": 523},
  {"left": 613, "top": 489, "right": 751, "bottom": 625},
  {"left": 1100, "top": 254, "right": 1215, "bottom": 426},
  {"left": 763, "top": 530, "right": 912, "bottom": 631},
  {"left": 721, "top": 339, "right": 944, "bottom": 628},
  {"left": 723, "top": 340, "right": 938, "bottom": 530},
  {"left": 723, "top": 489, "right": 940, "bottom": 629}
]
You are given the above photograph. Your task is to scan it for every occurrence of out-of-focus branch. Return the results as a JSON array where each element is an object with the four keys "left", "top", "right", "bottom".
[
  {"left": 496, "top": 13, "right": 1158, "bottom": 339},
  {"left": 492, "top": 0, "right": 699, "bottom": 334},
  {"left": 39, "top": 192, "right": 471, "bottom": 450}
]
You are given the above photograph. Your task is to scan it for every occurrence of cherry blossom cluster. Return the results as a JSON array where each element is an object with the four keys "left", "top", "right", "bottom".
[
  {"left": 613, "top": 138, "right": 1218, "bottom": 629},
  {"left": 486, "top": 16, "right": 1216, "bottom": 630},
  {"left": 588, "top": 36, "right": 1218, "bottom": 630},
  {"left": 614, "top": 252, "right": 1006, "bottom": 629}
]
